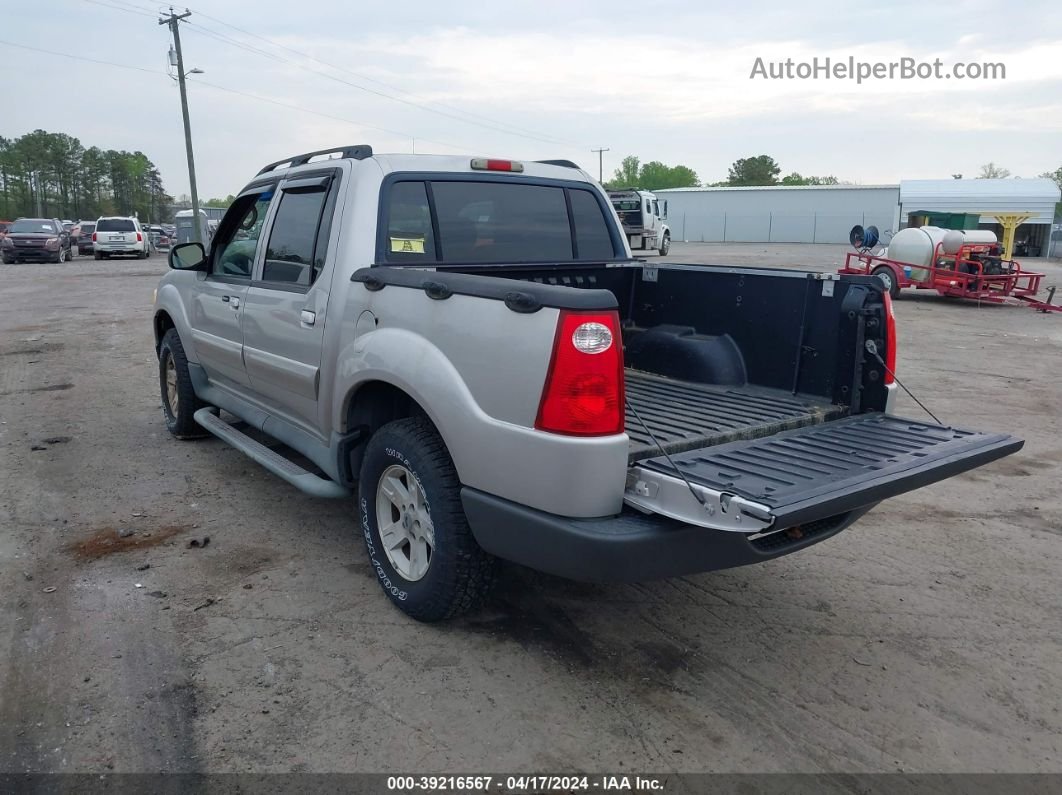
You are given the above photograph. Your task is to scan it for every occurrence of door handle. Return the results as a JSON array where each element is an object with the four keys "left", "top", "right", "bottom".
[
  {"left": 300, "top": 310, "right": 316, "bottom": 326},
  {"left": 221, "top": 295, "right": 230, "bottom": 302}
]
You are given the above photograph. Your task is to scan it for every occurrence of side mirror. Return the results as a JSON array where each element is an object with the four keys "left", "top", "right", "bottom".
[
  {"left": 169, "top": 242, "right": 207, "bottom": 271},
  {"left": 662, "top": 201, "right": 669, "bottom": 220}
]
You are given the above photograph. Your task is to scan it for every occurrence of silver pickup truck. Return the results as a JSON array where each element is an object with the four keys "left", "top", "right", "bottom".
[{"left": 153, "top": 145, "right": 1022, "bottom": 621}]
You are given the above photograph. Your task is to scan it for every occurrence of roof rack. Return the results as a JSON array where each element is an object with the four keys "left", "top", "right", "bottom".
[
  {"left": 536, "top": 159, "right": 581, "bottom": 169},
  {"left": 258, "top": 145, "right": 373, "bottom": 175}
]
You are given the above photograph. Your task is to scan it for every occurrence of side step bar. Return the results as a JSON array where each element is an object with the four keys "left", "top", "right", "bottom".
[{"left": 194, "top": 408, "right": 350, "bottom": 499}]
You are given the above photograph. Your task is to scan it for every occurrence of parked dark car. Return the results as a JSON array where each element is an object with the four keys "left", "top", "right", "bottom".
[
  {"left": 75, "top": 221, "right": 97, "bottom": 255},
  {"left": 1, "top": 217, "right": 73, "bottom": 264}
]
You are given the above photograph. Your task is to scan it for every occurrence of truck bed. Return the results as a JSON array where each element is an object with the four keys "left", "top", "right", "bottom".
[{"left": 625, "top": 369, "right": 847, "bottom": 461}]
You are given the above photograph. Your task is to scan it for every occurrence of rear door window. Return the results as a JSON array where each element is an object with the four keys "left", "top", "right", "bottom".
[{"left": 261, "top": 185, "right": 332, "bottom": 287}]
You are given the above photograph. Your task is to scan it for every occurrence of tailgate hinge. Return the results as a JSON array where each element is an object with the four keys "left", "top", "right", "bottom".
[{"left": 624, "top": 466, "right": 774, "bottom": 533}]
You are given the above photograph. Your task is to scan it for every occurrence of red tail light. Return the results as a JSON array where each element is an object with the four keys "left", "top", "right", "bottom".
[
  {"left": 883, "top": 292, "right": 897, "bottom": 385},
  {"left": 136, "top": 232, "right": 143, "bottom": 242},
  {"left": 535, "top": 310, "right": 624, "bottom": 436},
  {"left": 91, "top": 232, "right": 97, "bottom": 242}
]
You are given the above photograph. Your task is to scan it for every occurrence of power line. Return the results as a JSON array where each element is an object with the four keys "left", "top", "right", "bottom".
[
  {"left": 90, "top": 0, "right": 585, "bottom": 149},
  {"left": 188, "top": 6, "right": 589, "bottom": 148},
  {"left": 0, "top": 38, "right": 163, "bottom": 75},
  {"left": 0, "top": 39, "right": 463, "bottom": 151}
]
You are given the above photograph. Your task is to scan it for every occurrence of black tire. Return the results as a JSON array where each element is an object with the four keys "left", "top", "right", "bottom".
[
  {"left": 659, "top": 233, "right": 671, "bottom": 256},
  {"left": 140, "top": 247, "right": 149, "bottom": 259},
  {"left": 158, "top": 328, "right": 209, "bottom": 439},
  {"left": 54, "top": 246, "right": 66, "bottom": 264},
  {"left": 872, "top": 266, "right": 901, "bottom": 299},
  {"left": 358, "top": 417, "right": 496, "bottom": 622},
  {"left": 2, "top": 257, "right": 14, "bottom": 265},
  {"left": 93, "top": 251, "right": 102, "bottom": 260}
]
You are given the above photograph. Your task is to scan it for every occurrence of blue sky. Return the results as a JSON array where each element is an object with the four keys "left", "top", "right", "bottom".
[{"left": 4, "top": 0, "right": 1060, "bottom": 197}]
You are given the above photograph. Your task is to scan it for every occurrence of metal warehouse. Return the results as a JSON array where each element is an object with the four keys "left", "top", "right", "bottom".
[
  {"left": 656, "top": 184, "right": 900, "bottom": 245},
  {"left": 657, "top": 178, "right": 1060, "bottom": 254}
]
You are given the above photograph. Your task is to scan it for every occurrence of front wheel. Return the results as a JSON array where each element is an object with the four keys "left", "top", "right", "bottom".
[
  {"left": 872, "top": 265, "right": 901, "bottom": 299},
  {"left": 158, "top": 328, "right": 209, "bottom": 438},
  {"left": 358, "top": 417, "right": 496, "bottom": 622},
  {"left": 659, "top": 233, "right": 671, "bottom": 256},
  {"left": 54, "top": 246, "right": 67, "bottom": 264}
]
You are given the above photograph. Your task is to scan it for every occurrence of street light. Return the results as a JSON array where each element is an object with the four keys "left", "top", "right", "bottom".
[{"left": 186, "top": 68, "right": 203, "bottom": 77}]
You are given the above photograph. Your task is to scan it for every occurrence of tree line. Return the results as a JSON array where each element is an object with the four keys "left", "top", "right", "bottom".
[
  {"left": 607, "top": 155, "right": 1062, "bottom": 211},
  {"left": 0, "top": 130, "right": 173, "bottom": 222}
]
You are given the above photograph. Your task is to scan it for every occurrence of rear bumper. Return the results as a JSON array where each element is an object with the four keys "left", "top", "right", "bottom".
[{"left": 461, "top": 487, "right": 872, "bottom": 582}]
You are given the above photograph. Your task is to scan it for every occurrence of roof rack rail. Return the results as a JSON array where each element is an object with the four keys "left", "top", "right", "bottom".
[
  {"left": 258, "top": 145, "right": 373, "bottom": 175},
  {"left": 536, "top": 159, "right": 581, "bottom": 169}
]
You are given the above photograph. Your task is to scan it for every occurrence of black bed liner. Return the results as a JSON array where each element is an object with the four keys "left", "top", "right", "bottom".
[
  {"left": 625, "top": 369, "right": 847, "bottom": 461},
  {"left": 638, "top": 413, "right": 1022, "bottom": 527}
]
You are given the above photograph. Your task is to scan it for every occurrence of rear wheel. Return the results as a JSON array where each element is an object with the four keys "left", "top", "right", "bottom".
[
  {"left": 94, "top": 251, "right": 102, "bottom": 260},
  {"left": 872, "top": 265, "right": 900, "bottom": 299},
  {"left": 358, "top": 417, "right": 496, "bottom": 622},
  {"left": 158, "top": 328, "right": 209, "bottom": 439}
]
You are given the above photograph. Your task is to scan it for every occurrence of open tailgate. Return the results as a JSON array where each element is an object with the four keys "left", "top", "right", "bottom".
[{"left": 625, "top": 414, "right": 1023, "bottom": 531}]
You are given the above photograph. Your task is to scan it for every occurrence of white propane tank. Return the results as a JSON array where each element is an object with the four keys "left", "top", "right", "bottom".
[
  {"left": 885, "top": 226, "right": 952, "bottom": 280},
  {"left": 961, "top": 230, "right": 998, "bottom": 246}
]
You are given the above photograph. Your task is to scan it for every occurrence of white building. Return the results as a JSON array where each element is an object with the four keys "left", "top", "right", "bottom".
[
  {"left": 656, "top": 184, "right": 900, "bottom": 245},
  {"left": 657, "top": 178, "right": 1060, "bottom": 255}
]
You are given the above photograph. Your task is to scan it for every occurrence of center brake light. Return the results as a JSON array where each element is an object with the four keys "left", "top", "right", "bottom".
[
  {"left": 536, "top": 310, "right": 625, "bottom": 436},
  {"left": 470, "top": 158, "right": 524, "bottom": 173},
  {"left": 883, "top": 292, "right": 897, "bottom": 385}
]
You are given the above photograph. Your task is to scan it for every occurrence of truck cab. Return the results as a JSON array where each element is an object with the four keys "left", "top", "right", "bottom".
[{"left": 608, "top": 188, "right": 670, "bottom": 255}]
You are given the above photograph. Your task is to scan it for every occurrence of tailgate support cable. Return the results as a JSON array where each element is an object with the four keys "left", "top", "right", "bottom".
[
  {"left": 625, "top": 396, "right": 709, "bottom": 509},
  {"left": 865, "top": 340, "right": 943, "bottom": 425}
]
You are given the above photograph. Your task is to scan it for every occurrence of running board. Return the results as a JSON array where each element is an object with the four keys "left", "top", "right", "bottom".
[{"left": 193, "top": 408, "right": 350, "bottom": 499}]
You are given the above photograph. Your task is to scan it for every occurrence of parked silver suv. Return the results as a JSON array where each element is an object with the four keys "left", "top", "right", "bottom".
[{"left": 153, "top": 145, "right": 1022, "bottom": 621}]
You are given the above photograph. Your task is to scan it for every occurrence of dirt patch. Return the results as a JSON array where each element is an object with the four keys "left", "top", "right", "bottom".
[{"left": 66, "top": 525, "right": 191, "bottom": 561}]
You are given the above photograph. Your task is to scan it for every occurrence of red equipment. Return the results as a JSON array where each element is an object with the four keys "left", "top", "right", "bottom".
[{"left": 839, "top": 240, "right": 1061, "bottom": 313}]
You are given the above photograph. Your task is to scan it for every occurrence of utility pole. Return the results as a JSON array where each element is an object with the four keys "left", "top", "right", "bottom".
[
  {"left": 160, "top": 7, "right": 202, "bottom": 244},
  {"left": 591, "top": 147, "right": 609, "bottom": 184}
]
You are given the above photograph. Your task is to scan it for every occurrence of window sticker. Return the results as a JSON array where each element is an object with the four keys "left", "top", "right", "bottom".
[{"left": 389, "top": 236, "right": 425, "bottom": 254}]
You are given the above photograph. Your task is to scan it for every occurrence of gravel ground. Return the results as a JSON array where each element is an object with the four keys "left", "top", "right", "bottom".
[{"left": 1, "top": 244, "right": 1060, "bottom": 775}]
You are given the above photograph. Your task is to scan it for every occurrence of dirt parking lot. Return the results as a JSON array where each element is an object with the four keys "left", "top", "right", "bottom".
[{"left": 2, "top": 243, "right": 1061, "bottom": 775}]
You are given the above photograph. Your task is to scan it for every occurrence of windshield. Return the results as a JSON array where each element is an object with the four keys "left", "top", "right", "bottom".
[
  {"left": 10, "top": 219, "right": 55, "bottom": 233},
  {"left": 97, "top": 219, "right": 136, "bottom": 232},
  {"left": 80, "top": 223, "right": 96, "bottom": 234}
]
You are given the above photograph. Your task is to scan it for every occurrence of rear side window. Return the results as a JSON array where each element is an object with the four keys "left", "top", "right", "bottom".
[
  {"left": 262, "top": 187, "right": 331, "bottom": 286},
  {"left": 385, "top": 181, "right": 436, "bottom": 262},
  {"left": 97, "top": 219, "right": 135, "bottom": 232},
  {"left": 382, "top": 179, "right": 617, "bottom": 264},
  {"left": 570, "top": 190, "right": 614, "bottom": 260}
]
